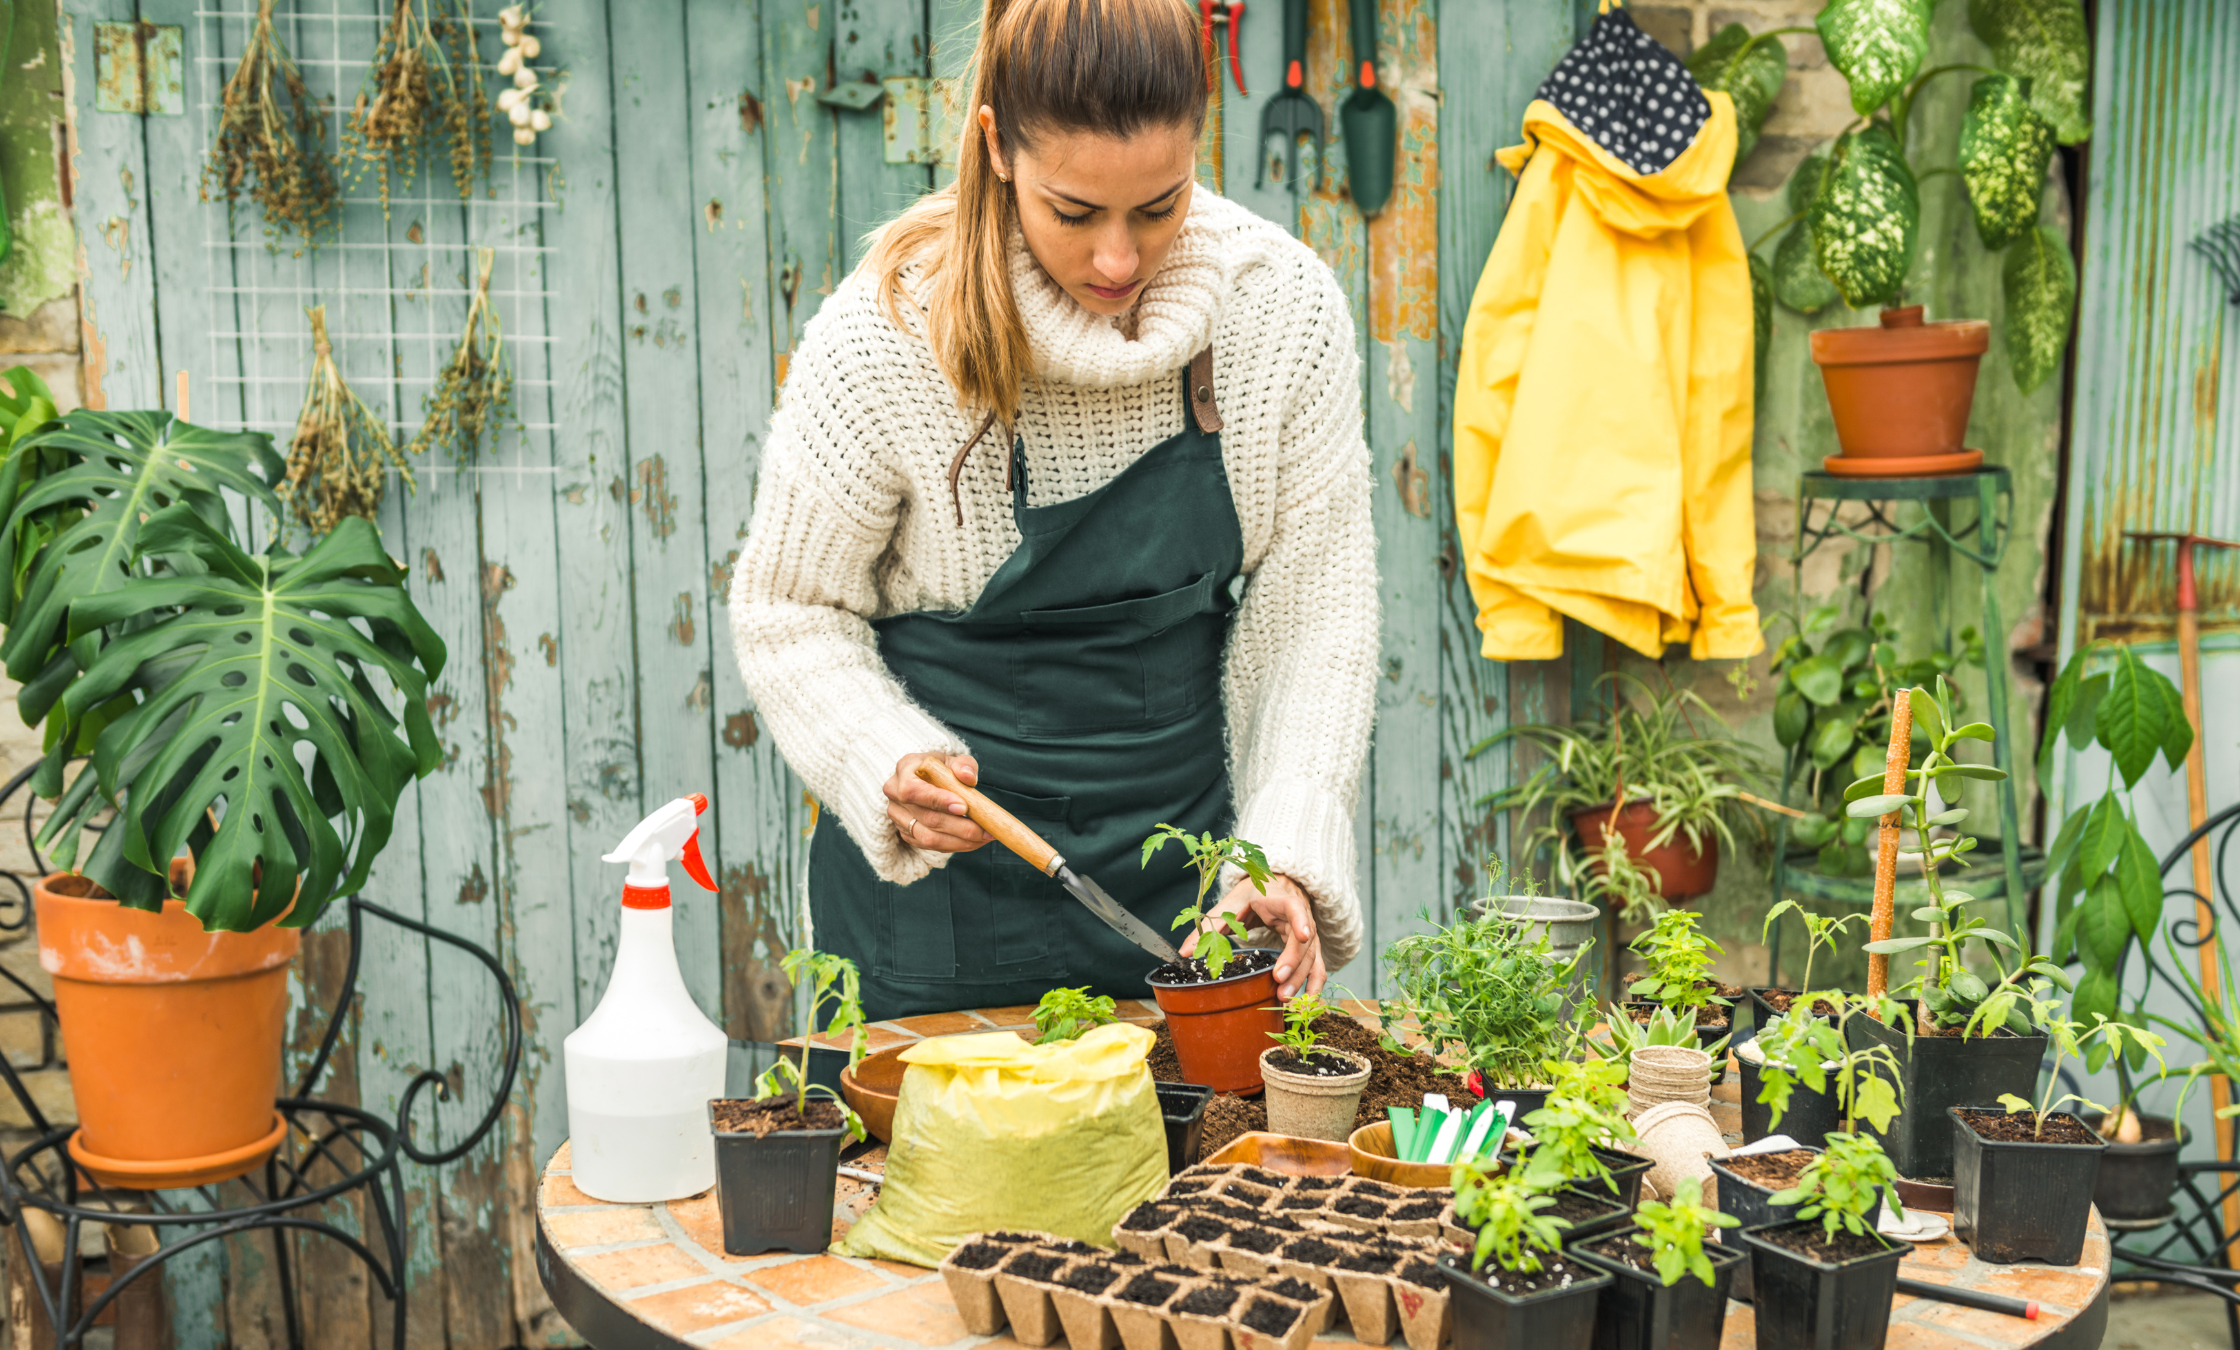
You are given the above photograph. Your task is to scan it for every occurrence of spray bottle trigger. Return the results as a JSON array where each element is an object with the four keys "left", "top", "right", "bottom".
[{"left": 680, "top": 830, "right": 717, "bottom": 891}]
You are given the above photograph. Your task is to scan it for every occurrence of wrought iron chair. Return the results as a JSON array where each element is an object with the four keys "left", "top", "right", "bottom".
[{"left": 0, "top": 762, "right": 523, "bottom": 1350}]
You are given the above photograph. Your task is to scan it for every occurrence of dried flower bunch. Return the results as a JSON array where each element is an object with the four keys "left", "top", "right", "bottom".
[
  {"left": 411, "top": 248, "right": 514, "bottom": 464},
  {"left": 284, "top": 306, "right": 415, "bottom": 533},
  {"left": 494, "top": 6, "right": 554, "bottom": 147},
  {"left": 341, "top": 0, "right": 492, "bottom": 212},
  {"left": 201, "top": 0, "right": 338, "bottom": 253}
]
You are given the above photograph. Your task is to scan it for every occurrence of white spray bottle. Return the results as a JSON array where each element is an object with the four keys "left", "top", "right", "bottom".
[{"left": 564, "top": 793, "right": 729, "bottom": 1203}]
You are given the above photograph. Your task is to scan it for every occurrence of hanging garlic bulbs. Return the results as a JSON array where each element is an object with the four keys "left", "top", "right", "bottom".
[{"left": 492, "top": 5, "right": 554, "bottom": 146}]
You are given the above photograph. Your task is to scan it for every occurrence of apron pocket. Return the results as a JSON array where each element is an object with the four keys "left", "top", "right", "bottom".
[
  {"left": 957, "top": 787, "right": 1067, "bottom": 980},
  {"left": 1014, "top": 573, "right": 1229, "bottom": 738},
  {"left": 874, "top": 868, "right": 958, "bottom": 982}
]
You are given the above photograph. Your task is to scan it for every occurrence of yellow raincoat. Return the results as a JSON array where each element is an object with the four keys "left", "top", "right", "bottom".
[{"left": 1453, "top": 91, "right": 1760, "bottom": 661}]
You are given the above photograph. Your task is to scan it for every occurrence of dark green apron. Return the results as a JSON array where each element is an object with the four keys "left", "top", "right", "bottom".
[{"left": 810, "top": 349, "right": 1244, "bottom": 1021}]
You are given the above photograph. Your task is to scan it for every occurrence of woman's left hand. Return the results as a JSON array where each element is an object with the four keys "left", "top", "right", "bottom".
[{"left": 1178, "top": 874, "right": 1327, "bottom": 1000}]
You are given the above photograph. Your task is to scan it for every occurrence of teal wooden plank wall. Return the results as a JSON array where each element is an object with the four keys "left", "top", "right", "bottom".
[{"left": 58, "top": 0, "right": 1575, "bottom": 1340}]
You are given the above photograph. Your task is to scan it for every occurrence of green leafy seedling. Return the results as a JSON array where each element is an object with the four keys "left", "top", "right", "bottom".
[
  {"left": 751, "top": 948, "right": 869, "bottom": 1145},
  {"left": 1981, "top": 980, "right": 2166, "bottom": 1141},
  {"left": 1032, "top": 985, "right": 1117, "bottom": 1045},
  {"left": 1143, "top": 824, "right": 1269, "bottom": 980},
  {"left": 1519, "top": 1057, "right": 1636, "bottom": 1193},
  {"left": 1629, "top": 1176, "right": 1741, "bottom": 1287},
  {"left": 1452, "top": 1159, "right": 1570, "bottom": 1275},
  {"left": 1379, "top": 901, "right": 1588, "bottom": 1091},
  {"left": 1768, "top": 1131, "right": 1902, "bottom": 1242},
  {"left": 1628, "top": 909, "right": 1731, "bottom": 1022},
  {"left": 1268, "top": 988, "right": 1336, "bottom": 1060}
]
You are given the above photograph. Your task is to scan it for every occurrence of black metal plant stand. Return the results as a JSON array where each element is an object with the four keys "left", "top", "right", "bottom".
[
  {"left": 1767, "top": 470, "right": 2046, "bottom": 979},
  {"left": 0, "top": 767, "right": 522, "bottom": 1350}
]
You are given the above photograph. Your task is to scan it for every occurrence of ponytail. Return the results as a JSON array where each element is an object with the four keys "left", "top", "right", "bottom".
[{"left": 864, "top": 0, "right": 1206, "bottom": 432}]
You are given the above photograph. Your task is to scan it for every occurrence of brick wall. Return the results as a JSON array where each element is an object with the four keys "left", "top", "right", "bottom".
[{"left": 1627, "top": 2, "right": 1859, "bottom": 191}]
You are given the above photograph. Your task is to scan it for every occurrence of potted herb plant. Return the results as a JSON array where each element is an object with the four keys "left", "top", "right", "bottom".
[
  {"left": 1625, "top": 909, "right": 1734, "bottom": 1037},
  {"left": 709, "top": 949, "right": 869, "bottom": 1255},
  {"left": 1473, "top": 675, "right": 1762, "bottom": 920},
  {"left": 1517, "top": 1057, "right": 1653, "bottom": 1208},
  {"left": 1380, "top": 909, "right": 1585, "bottom": 1118},
  {"left": 1749, "top": 902, "right": 1861, "bottom": 1031},
  {"left": 1436, "top": 1161, "right": 1612, "bottom": 1350},
  {"left": 1142, "top": 825, "right": 1283, "bottom": 1094},
  {"left": 1848, "top": 681, "right": 2065, "bottom": 1179},
  {"left": 1739, "top": 1133, "right": 1908, "bottom": 1350},
  {"left": 1568, "top": 1176, "right": 1743, "bottom": 1350},
  {"left": 0, "top": 382, "right": 445, "bottom": 1190},
  {"left": 1464, "top": 856, "right": 1600, "bottom": 975},
  {"left": 1258, "top": 990, "right": 1370, "bottom": 1142},
  {"left": 1950, "top": 986, "right": 2162, "bottom": 1265}
]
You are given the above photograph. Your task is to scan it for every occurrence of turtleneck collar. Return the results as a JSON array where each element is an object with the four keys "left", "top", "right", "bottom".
[{"left": 1008, "top": 187, "right": 1279, "bottom": 388}]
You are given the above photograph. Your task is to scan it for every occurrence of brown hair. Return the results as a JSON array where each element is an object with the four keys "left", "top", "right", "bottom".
[{"left": 865, "top": 0, "right": 1207, "bottom": 434}]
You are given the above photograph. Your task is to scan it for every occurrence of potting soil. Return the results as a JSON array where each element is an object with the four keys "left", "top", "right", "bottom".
[
  {"left": 1350, "top": 1180, "right": 1399, "bottom": 1199},
  {"left": 1240, "top": 1297, "right": 1303, "bottom": 1335},
  {"left": 1333, "top": 1196, "right": 1388, "bottom": 1219},
  {"left": 1954, "top": 1108, "right": 2100, "bottom": 1144},
  {"left": 1174, "top": 1215, "right": 1229, "bottom": 1243},
  {"left": 1390, "top": 1199, "right": 1442, "bottom": 1220},
  {"left": 1267, "top": 1276, "right": 1321, "bottom": 1302},
  {"left": 1119, "top": 1202, "right": 1177, "bottom": 1231},
  {"left": 1755, "top": 1224, "right": 1891, "bottom": 1264},
  {"left": 1579, "top": 1234, "right": 1660, "bottom": 1273},
  {"left": 1719, "top": 1148, "right": 1816, "bottom": 1190},
  {"left": 1234, "top": 1166, "right": 1288, "bottom": 1186},
  {"left": 1117, "top": 1272, "right": 1181, "bottom": 1305},
  {"left": 1229, "top": 1227, "right": 1284, "bottom": 1253},
  {"left": 708, "top": 1097, "right": 844, "bottom": 1134},
  {"left": 1547, "top": 1190, "right": 1621, "bottom": 1226},
  {"left": 1462, "top": 1255, "right": 1593, "bottom": 1296},
  {"left": 1282, "top": 1236, "right": 1345, "bottom": 1264},
  {"left": 1277, "top": 1194, "right": 1324, "bottom": 1212},
  {"left": 1397, "top": 1259, "right": 1442, "bottom": 1288},
  {"left": 1291, "top": 1175, "right": 1345, "bottom": 1190},
  {"left": 1336, "top": 1246, "right": 1400, "bottom": 1273},
  {"left": 1060, "top": 1262, "right": 1122, "bottom": 1294},
  {"left": 1756, "top": 989, "right": 1840, "bottom": 1016},
  {"left": 1266, "top": 1048, "right": 1360, "bottom": 1076},
  {"left": 1004, "top": 1250, "right": 1068, "bottom": 1282},
  {"left": 951, "top": 1241, "right": 1009, "bottom": 1270},
  {"left": 1176, "top": 1285, "right": 1243, "bottom": 1316},
  {"left": 1150, "top": 947, "right": 1279, "bottom": 987}
]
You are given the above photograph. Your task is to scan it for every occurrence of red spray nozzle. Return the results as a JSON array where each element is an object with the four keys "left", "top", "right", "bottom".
[{"left": 681, "top": 830, "right": 716, "bottom": 892}]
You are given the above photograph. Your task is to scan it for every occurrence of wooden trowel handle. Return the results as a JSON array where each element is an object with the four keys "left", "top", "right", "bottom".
[{"left": 913, "top": 758, "right": 1061, "bottom": 875}]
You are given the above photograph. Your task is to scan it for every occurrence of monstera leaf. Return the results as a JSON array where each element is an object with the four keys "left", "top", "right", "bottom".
[
  {"left": 1968, "top": 0, "right": 2092, "bottom": 144},
  {"left": 1817, "top": 0, "right": 1934, "bottom": 116},
  {"left": 1960, "top": 75, "right": 2056, "bottom": 249},
  {"left": 0, "top": 411, "right": 285, "bottom": 793},
  {"left": 1810, "top": 124, "right": 1919, "bottom": 308},
  {"left": 1687, "top": 23, "right": 1789, "bottom": 167},
  {"left": 47, "top": 507, "right": 445, "bottom": 930},
  {"left": 1772, "top": 150, "right": 1843, "bottom": 313},
  {"left": 2002, "top": 224, "right": 2076, "bottom": 392}
]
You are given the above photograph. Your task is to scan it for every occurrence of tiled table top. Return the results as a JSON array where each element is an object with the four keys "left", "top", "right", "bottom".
[{"left": 538, "top": 1006, "right": 2108, "bottom": 1350}]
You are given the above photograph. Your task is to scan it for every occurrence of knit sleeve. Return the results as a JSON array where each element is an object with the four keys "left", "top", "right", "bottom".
[
  {"left": 727, "top": 292, "right": 968, "bottom": 886},
  {"left": 1219, "top": 262, "right": 1380, "bottom": 970}
]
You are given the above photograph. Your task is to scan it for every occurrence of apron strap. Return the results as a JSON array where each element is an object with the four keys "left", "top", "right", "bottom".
[
  {"left": 1188, "top": 346, "right": 1224, "bottom": 434},
  {"left": 947, "top": 410, "right": 1006, "bottom": 527}
]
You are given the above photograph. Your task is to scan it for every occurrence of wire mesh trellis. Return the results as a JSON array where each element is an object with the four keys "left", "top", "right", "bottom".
[{"left": 193, "top": 0, "right": 558, "bottom": 480}]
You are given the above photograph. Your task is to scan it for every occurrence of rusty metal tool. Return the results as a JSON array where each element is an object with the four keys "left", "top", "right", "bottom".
[
  {"left": 1257, "top": 0, "right": 1323, "bottom": 190},
  {"left": 1200, "top": 0, "right": 1247, "bottom": 96},
  {"left": 914, "top": 759, "right": 1183, "bottom": 964}
]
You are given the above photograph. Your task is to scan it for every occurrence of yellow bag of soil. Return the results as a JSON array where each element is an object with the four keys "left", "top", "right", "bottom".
[{"left": 838, "top": 1022, "right": 1166, "bottom": 1267}]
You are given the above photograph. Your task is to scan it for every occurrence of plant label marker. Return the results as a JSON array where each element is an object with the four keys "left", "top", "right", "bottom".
[{"left": 1388, "top": 1107, "right": 1417, "bottom": 1160}]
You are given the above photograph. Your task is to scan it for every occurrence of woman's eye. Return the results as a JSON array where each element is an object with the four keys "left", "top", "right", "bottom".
[
  {"left": 1053, "top": 208, "right": 1093, "bottom": 227},
  {"left": 1142, "top": 203, "right": 1179, "bottom": 222}
]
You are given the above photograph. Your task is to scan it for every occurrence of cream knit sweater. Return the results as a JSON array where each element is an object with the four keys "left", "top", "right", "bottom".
[{"left": 726, "top": 188, "right": 1379, "bottom": 968}]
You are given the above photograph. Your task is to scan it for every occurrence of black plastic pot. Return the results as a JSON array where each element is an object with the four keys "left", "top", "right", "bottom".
[
  {"left": 1156, "top": 1082, "right": 1214, "bottom": 1172},
  {"left": 1438, "top": 1251, "right": 1611, "bottom": 1350},
  {"left": 1737, "top": 1053, "right": 1839, "bottom": 1150},
  {"left": 1557, "top": 1186, "right": 1637, "bottom": 1246},
  {"left": 1709, "top": 1153, "right": 1799, "bottom": 1304},
  {"left": 1737, "top": 1221, "right": 1906, "bottom": 1350},
  {"left": 708, "top": 1103, "right": 848, "bottom": 1256},
  {"left": 1749, "top": 988, "right": 1837, "bottom": 1030},
  {"left": 1950, "top": 1107, "right": 2108, "bottom": 1264},
  {"left": 1489, "top": 1087, "right": 1554, "bottom": 1124},
  {"left": 1847, "top": 1003, "right": 2046, "bottom": 1179},
  {"left": 1569, "top": 1234, "right": 1743, "bottom": 1350},
  {"left": 1581, "top": 1145, "right": 1656, "bottom": 1208},
  {"left": 2094, "top": 1116, "right": 2188, "bottom": 1227}
]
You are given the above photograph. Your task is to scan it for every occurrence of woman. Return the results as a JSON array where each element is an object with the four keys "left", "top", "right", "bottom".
[{"left": 728, "top": 0, "right": 1378, "bottom": 1021}]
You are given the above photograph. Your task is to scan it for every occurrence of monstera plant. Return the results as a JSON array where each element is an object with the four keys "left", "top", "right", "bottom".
[
  {"left": 1690, "top": 0, "right": 2089, "bottom": 392},
  {"left": 0, "top": 372, "right": 445, "bottom": 931}
]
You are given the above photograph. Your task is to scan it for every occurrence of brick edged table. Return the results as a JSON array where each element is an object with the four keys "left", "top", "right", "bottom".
[{"left": 535, "top": 1004, "right": 2109, "bottom": 1350}]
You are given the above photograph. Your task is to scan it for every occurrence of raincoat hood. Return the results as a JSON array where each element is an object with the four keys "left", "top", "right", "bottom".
[{"left": 1496, "top": 93, "right": 1742, "bottom": 240}]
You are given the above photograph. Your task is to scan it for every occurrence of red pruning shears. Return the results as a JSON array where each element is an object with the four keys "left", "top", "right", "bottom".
[{"left": 1201, "top": 0, "right": 1248, "bottom": 97}]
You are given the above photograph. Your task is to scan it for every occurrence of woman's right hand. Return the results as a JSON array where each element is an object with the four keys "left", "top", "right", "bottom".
[{"left": 885, "top": 753, "right": 995, "bottom": 854}]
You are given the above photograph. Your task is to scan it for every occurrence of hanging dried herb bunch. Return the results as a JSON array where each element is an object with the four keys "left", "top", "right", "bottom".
[
  {"left": 201, "top": 0, "right": 338, "bottom": 252},
  {"left": 412, "top": 248, "right": 514, "bottom": 463},
  {"left": 284, "top": 306, "right": 415, "bottom": 534},
  {"left": 435, "top": 0, "right": 493, "bottom": 198},
  {"left": 343, "top": 0, "right": 491, "bottom": 211}
]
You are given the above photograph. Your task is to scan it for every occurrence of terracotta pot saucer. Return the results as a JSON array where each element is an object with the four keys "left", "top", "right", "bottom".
[{"left": 1821, "top": 449, "right": 1984, "bottom": 478}]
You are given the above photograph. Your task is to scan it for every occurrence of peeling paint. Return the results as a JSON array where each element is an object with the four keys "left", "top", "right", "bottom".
[
  {"left": 458, "top": 863, "right": 488, "bottom": 905},
  {"left": 718, "top": 863, "right": 793, "bottom": 1040},
  {"left": 723, "top": 711, "right": 758, "bottom": 749},
  {"left": 481, "top": 562, "right": 518, "bottom": 822},
  {"left": 670, "top": 591, "right": 697, "bottom": 646},
  {"left": 636, "top": 457, "right": 679, "bottom": 539},
  {"left": 1390, "top": 439, "right": 1429, "bottom": 518},
  {"left": 1384, "top": 342, "right": 1415, "bottom": 415},
  {"left": 712, "top": 548, "right": 739, "bottom": 599},
  {"left": 537, "top": 633, "right": 558, "bottom": 666},
  {"left": 686, "top": 674, "right": 712, "bottom": 709},
  {"left": 423, "top": 547, "right": 445, "bottom": 582},
  {"left": 740, "top": 90, "right": 764, "bottom": 133},
  {"left": 705, "top": 199, "right": 723, "bottom": 231}
]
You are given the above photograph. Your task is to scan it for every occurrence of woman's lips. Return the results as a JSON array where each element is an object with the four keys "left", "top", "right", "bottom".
[{"left": 1084, "top": 279, "right": 1141, "bottom": 300}]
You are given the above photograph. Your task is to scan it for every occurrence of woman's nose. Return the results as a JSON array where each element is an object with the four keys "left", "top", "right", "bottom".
[{"left": 1094, "top": 229, "right": 1139, "bottom": 283}]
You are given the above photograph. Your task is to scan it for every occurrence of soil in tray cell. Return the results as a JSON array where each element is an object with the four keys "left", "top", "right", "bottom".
[
  {"left": 1061, "top": 1263, "right": 1123, "bottom": 1294},
  {"left": 1235, "top": 1167, "right": 1288, "bottom": 1187},
  {"left": 1040, "top": 1240, "right": 1102, "bottom": 1255},
  {"left": 1390, "top": 1199, "right": 1443, "bottom": 1220},
  {"left": 1757, "top": 1225, "right": 1892, "bottom": 1264},
  {"left": 1455, "top": 1255, "right": 1595, "bottom": 1297},
  {"left": 1281, "top": 1236, "right": 1348, "bottom": 1264},
  {"left": 1277, "top": 1195, "right": 1326, "bottom": 1213},
  {"left": 1216, "top": 1182, "right": 1273, "bottom": 1207},
  {"left": 1150, "top": 947, "right": 1279, "bottom": 987},
  {"left": 1228, "top": 1228, "right": 1285, "bottom": 1254},
  {"left": 1721, "top": 1148, "right": 1818, "bottom": 1191},
  {"left": 1396, "top": 1260, "right": 1442, "bottom": 1288},
  {"left": 1350, "top": 1180, "right": 1400, "bottom": 1200},
  {"left": 1168, "top": 1178, "right": 1213, "bottom": 1194},
  {"left": 1336, "top": 1248, "right": 1401, "bottom": 1273},
  {"left": 1268, "top": 1277, "right": 1322, "bottom": 1302},
  {"left": 1004, "top": 1250, "right": 1069, "bottom": 1282},
  {"left": 1241, "top": 1297, "right": 1304, "bottom": 1335},
  {"left": 1173, "top": 1216, "right": 1229, "bottom": 1244},
  {"left": 1208, "top": 1201, "right": 1271, "bottom": 1225},
  {"left": 1176, "top": 1286, "right": 1244, "bottom": 1317},
  {"left": 1954, "top": 1108, "right": 2100, "bottom": 1144},
  {"left": 1292, "top": 1176, "right": 1346, "bottom": 1191},
  {"left": 708, "top": 1098, "right": 845, "bottom": 1134},
  {"left": 1116, "top": 1272, "right": 1181, "bottom": 1306},
  {"left": 1333, "top": 1196, "right": 1389, "bottom": 1220},
  {"left": 1258, "top": 1214, "right": 1306, "bottom": 1233},
  {"left": 1267, "top": 1049, "right": 1360, "bottom": 1077},
  {"left": 1120, "top": 1203, "right": 1179, "bottom": 1232},
  {"left": 951, "top": 1242, "right": 1011, "bottom": 1271}
]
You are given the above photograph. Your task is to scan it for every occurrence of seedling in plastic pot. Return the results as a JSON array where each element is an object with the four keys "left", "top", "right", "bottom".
[
  {"left": 1628, "top": 909, "right": 1731, "bottom": 1022},
  {"left": 1767, "top": 1131, "right": 1902, "bottom": 1241},
  {"left": 1519, "top": 1056, "right": 1636, "bottom": 1192},
  {"left": 1032, "top": 985, "right": 1117, "bottom": 1045},
  {"left": 1752, "top": 988, "right": 1906, "bottom": 1135},
  {"left": 751, "top": 949, "right": 868, "bottom": 1143},
  {"left": 1982, "top": 981, "right": 2165, "bottom": 1141},
  {"left": 1760, "top": 899, "right": 1864, "bottom": 1008},
  {"left": 1453, "top": 1158, "right": 1570, "bottom": 1275},
  {"left": 1143, "top": 824, "right": 1269, "bottom": 980},
  {"left": 1629, "top": 1176, "right": 1740, "bottom": 1287},
  {"left": 1598, "top": 1002, "right": 1732, "bottom": 1067}
]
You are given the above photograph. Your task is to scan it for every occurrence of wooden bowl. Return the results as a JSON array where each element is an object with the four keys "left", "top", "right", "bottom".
[
  {"left": 1348, "top": 1121, "right": 1519, "bottom": 1189},
  {"left": 838, "top": 1045, "right": 908, "bottom": 1143},
  {"left": 1203, "top": 1131, "right": 1353, "bottom": 1177}
]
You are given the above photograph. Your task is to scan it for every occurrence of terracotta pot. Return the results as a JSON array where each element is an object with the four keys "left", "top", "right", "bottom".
[
  {"left": 1147, "top": 958, "right": 1284, "bottom": 1095},
  {"left": 1810, "top": 306, "right": 1990, "bottom": 471},
  {"left": 36, "top": 874, "right": 298, "bottom": 1189},
  {"left": 1259, "top": 1047, "right": 1369, "bottom": 1142},
  {"left": 1569, "top": 802, "right": 1720, "bottom": 902}
]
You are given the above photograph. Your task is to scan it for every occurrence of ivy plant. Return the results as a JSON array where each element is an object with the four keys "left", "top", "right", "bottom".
[{"left": 1690, "top": 0, "right": 2091, "bottom": 391}]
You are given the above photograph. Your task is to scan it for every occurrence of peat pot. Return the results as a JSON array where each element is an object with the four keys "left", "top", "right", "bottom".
[
  {"left": 1437, "top": 1251, "right": 1610, "bottom": 1350},
  {"left": 1259, "top": 1047, "right": 1370, "bottom": 1142},
  {"left": 1949, "top": 1107, "right": 2107, "bottom": 1265},
  {"left": 708, "top": 1100, "right": 849, "bottom": 1256},
  {"left": 1570, "top": 1232, "right": 1743, "bottom": 1350},
  {"left": 37, "top": 874, "right": 298, "bottom": 1189},
  {"left": 1147, "top": 954, "right": 1285, "bottom": 1095},
  {"left": 1570, "top": 803, "right": 1719, "bottom": 902},
  {"left": 2094, "top": 1115, "right": 2187, "bottom": 1227},
  {"left": 1846, "top": 1003, "right": 2045, "bottom": 1179},
  {"left": 1737, "top": 1221, "right": 1906, "bottom": 1350},
  {"left": 1809, "top": 306, "right": 1990, "bottom": 476}
]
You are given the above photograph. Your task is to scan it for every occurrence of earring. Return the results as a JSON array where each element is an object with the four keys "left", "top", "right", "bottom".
[{"left": 998, "top": 173, "right": 1010, "bottom": 183}]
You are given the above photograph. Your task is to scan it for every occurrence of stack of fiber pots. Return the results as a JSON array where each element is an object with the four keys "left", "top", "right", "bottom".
[{"left": 1626, "top": 1046, "right": 1721, "bottom": 1206}]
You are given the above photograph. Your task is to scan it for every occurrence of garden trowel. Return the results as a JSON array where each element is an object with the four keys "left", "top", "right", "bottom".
[
  {"left": 915, "top": 759, "right": 1182, "bottom": 964},
  {"left": 1340, "top": 0, "right": 1394, "bottom": 215}
]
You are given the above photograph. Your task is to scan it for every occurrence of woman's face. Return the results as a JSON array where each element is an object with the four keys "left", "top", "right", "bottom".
[{"left": 981, "top": 109, "right": 1198, "bottom": 318}]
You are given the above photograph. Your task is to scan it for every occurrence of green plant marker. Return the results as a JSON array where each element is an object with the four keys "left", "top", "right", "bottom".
[
  {"left": 1407, "top": 1107, "right": 1446, "bottom": 1162},
  {"left": 1424, "top": 1110, "right": 1468, "bottom": 1166},
  {"left": 1459, "top": 1104, "right": 1505, "bottom": 1162},
  {"left": 1388, "top": 1107, "right": 1417, "bottom": 1161},
  {"left": 1441, "top": 1101, "right": 1491, "bottom": 1165}
]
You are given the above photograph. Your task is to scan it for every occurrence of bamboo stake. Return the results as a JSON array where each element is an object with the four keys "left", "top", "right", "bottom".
[
  {"left": 1866, "top": 689, "right": 1914, "bottom": 1016},
  {"left": 176, "top": 369, "right": 189, "bottom": 423}
]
